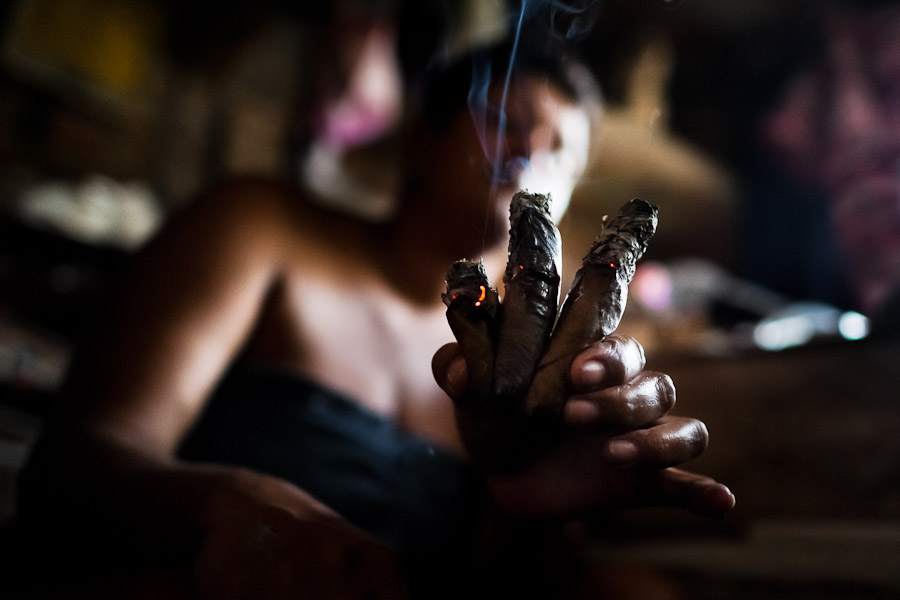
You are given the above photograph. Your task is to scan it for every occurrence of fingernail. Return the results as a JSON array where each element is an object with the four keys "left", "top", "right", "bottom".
[
  {"left": 605, "top": 439, "right": 638, "bottom": 466},
  {"left": 716, "top": 484, "right": 737, "bottom": 511},
  {"left": 699, "top": 484, "right": 736, "bottom": 518},
  {"left": 576, "top": 360, "right": 606, "bottom": 389}
]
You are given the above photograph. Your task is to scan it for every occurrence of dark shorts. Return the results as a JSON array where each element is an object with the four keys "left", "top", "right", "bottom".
[{"left": 177, "top": 363, "right": 483, "bottom": 562}]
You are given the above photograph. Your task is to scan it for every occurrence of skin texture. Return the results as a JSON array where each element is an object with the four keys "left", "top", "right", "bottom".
[{"left": 16, "top": 72, "right": 733, "bottom": 599}]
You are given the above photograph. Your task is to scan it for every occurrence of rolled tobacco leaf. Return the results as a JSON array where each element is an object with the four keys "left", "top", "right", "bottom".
[
  {"left": 442, "top": 259, "right": 500, "bottom": 414},
  {"left": 492, "top": 191, "right": 562, "bottom": 403},
  {"left": 525, "top": 198, "right": 658, "bottom": 419}
]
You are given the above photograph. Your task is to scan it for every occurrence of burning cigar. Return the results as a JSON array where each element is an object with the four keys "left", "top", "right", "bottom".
[
  {"left": 442, "top": 259, "right": 500, "bottom": 413},
  {"left": 525, "top": 198, "right": 658, "bottom": 419},
  {"left": 493, "top": 191, "right": 562, "bottom": 402},
  {"left": 442, "top": 195, "right": 656, "bottom": 430}
]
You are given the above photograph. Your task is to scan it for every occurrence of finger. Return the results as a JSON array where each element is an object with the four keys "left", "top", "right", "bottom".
[
  {"left": 431, "top": 343, "right": 467, "bottom": 401},
  {"left": 563, "top": 371, "right": 675, "bottom": 429},
  {"left": 569, "top": 334, "right": 647, "bottom": 392},
  {"left": 442, "top": 260, "right": 498, "bottom": 400},
  {"left": 494, "top": 191, "right": 562, "bottom": 400},
  {"left": 640, "top": 468, "right": 736, "bottom": 519},
  {"left": 602, "top": 416, "right": 708, "bottom": 469}
]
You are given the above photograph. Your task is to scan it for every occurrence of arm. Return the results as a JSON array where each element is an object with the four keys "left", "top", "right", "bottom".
[
  {"left": 19, "top": 180, "right": 403, "bottom": 598},
  {"left": 21, "top": 179, "right": 282, "bottom": 541}
]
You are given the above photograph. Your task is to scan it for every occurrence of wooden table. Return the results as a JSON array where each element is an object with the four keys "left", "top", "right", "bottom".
[{"left": 588, "top": 337, "right": 900, "bottom": 598}]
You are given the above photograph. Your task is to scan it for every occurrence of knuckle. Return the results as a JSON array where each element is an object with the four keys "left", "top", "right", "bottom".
[{"left": 605, "top": 333, "right": 645, "bottom": 368}]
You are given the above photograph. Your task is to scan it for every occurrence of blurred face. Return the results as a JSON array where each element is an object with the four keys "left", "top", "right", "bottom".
[
  {"left": 763, "top": 7, "right": 900, "bottom": 313},
  {"left": 412, "top": 74, "right": 590, "bottom": 251}
]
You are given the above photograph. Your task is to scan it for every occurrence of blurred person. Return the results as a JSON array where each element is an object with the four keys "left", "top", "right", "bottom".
[
  {"left": 759, "top": 0, "right": 900, "bottom": 332},
  {"left": 293, "top": 0, "right": 458, "bottom": 221},
  {"left": 11, "top": 39, "right": 734, "bottom": 600},
  {"left": 294, "top": 0, "right": 406, "bottom": 219}
]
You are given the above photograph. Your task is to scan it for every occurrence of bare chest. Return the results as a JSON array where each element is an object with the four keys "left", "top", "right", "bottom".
[{"left": 246, "top": 271, "right": 458, "bottom": 444}]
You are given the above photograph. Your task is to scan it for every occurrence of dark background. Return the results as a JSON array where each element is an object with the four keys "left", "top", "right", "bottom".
[{"left": 1, "top": 1, "right": 897, "bottom": 598}]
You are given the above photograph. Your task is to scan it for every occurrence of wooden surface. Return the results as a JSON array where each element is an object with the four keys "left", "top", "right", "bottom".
[
  {"left": 656, "top": 336, "right": 900, "bottom": 522},
  {"left": 589, "top": 336, "right": 900, "bottom": 597}
]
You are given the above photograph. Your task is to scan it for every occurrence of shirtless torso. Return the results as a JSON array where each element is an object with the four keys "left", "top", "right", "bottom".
[
  {"left": 238, "top": 187, "right": 465, "bottom": 449},
  {"left": 82, "top": 175, "right": 486, "bottom": 460}
]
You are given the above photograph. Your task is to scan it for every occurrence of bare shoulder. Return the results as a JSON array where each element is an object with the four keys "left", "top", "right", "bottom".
[
  {"left": 168, "top": 176, "right": 299, "bottom": 251},
  {"left": 173, "top": 176, "right": 369, "bottom": 262}
]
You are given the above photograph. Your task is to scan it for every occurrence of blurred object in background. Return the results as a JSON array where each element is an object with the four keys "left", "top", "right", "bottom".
[
  {"left": 298, "top": 0, "right": 508, "bottom": 222},
  {"left": 0, "top": 312, "right": 70, "bottom": 394},
  {"left": 752, "top": 302, "right": 870, "bottom": 353},
  {"left": 2, "top": 0, "right": 165, "bottom": 109},
  {"left": 622, "top": 258, "right": 871, "bottom": 358},
  {"left": 0, "top": 402, "right": 42, "bottom": 522},
  {"left": 16, "top": 174, "right": 163, "bottom": 249},
  {"left": 299, "top": 0, "right": 405, "bottom": 221},
  {"left": 759, "top": 1, "right": 900, "bottom": 334},
  {"left": 0, "top": 0, "right": 171, "bottom": 204},
  {"left": 561, "top": 5, "right": 738, "bottom": 293},
  {"left": 654, "top": 0, "right": 900, "bottom": 339},
  {"left": 0, "top": 208, "right": 131, "bottom": 351}
]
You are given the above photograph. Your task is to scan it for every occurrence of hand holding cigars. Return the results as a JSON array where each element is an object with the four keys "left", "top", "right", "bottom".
[{"left": 433, "top": 191, "right": 735, "bottom": 518}]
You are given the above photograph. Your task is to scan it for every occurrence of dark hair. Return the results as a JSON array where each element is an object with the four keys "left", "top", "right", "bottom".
[{"left": 415, "top": 34, "right": 595, "bottom": 130}]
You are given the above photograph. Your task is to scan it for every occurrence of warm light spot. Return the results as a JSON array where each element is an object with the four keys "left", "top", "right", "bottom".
[
  {"left": 609, "top": 263, "right": 616, "bottom": 269},
  {"left": 519, "top": 264, "right": 524, "bottom": 270},
  {"left": 477, "top": 286, "right": 487, "bottom": 302},
  {"left": 633, "top": 263, "right": 672, "bottom": 311}
]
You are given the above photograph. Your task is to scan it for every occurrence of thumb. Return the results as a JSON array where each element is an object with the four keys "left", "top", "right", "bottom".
[{"left": 431, "top": 343, "right": 468, "bottom": 400}]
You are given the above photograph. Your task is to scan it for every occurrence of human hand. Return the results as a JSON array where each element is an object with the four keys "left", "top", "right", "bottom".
[
  {"left": 194, "top": 471, "right": 406, "bottom": 600},
  {"left": 437, "top": 194, "right": 658, "bottom": 470},
  {"left": 435, "top": 193, "right": 732, "bottom": 518},
  {"left": 433, "top": 334, "right": 735, "bottom": 519}
]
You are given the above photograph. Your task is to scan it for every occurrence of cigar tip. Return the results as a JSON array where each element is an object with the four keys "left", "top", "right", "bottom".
[
  {"left": 584, "top": 197, "right": 659, "bottom": 267},
  {"left": 443, "top": 260, "right": 495, "bottom": 308},
  {"left": 510, "top": 190, "right": 552, "bottom": 222},
  {"left": 446, "top": 258, "right": 487, "bottom": 283},
  {"left": 626, "top": 197, "right": 659, "bottom": 215}
]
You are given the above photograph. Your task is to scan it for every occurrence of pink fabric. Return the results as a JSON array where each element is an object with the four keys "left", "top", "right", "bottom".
[{"left": 762, "top": 7, "right": 900, "bottom": 315}]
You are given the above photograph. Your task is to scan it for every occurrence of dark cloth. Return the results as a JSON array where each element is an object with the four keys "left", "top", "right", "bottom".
[{"left": 177, "top": 362, "right": 484, "bottom": 564}]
